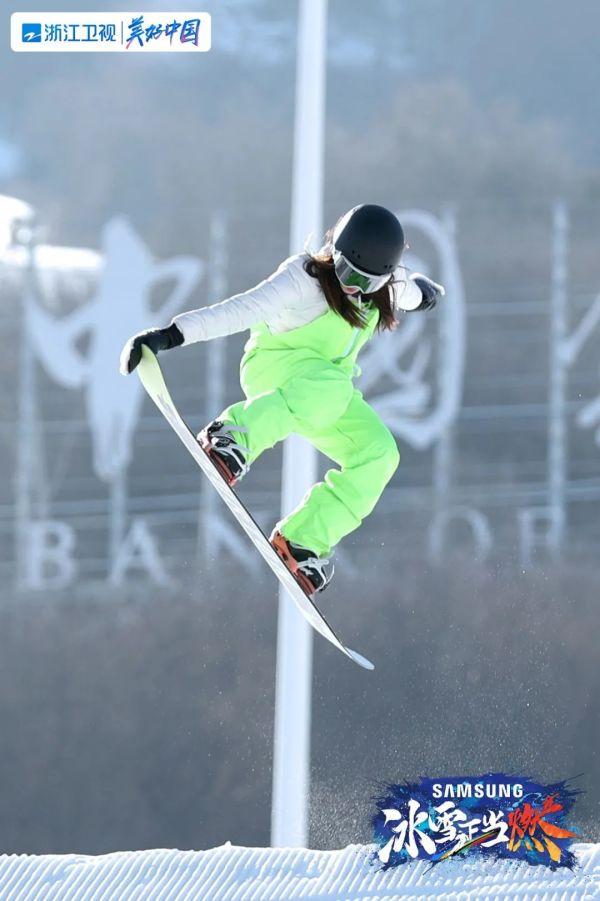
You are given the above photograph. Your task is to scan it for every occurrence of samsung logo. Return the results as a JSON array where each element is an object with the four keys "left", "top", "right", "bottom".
[{"left": 431, "top": 782, "right": 524, "bottom": 800}]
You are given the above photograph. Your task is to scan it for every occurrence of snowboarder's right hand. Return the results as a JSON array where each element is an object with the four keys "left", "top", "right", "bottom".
[
  {"left": 119, "top": 323, "right": 184, "bottom": 375},
  {"left": 410, "top": 274, "right": 445, "bottom": 311}
]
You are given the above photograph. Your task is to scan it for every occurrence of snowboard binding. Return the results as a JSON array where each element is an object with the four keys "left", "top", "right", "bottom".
[
  {"left": 270, "top": 530, "right": 334, "bottom": 598},
  {"left": 197, "top": 420, "right": 250, "bottom": 486}
]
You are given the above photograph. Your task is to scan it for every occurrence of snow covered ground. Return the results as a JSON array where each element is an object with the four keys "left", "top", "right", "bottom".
[{"left": 0, "top": 842, "right": 597, "bottom": 900}]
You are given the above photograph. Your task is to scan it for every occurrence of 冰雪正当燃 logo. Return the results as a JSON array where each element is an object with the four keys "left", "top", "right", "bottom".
[{"left": 372, "top": 774, "right": 581, "bottom": 869}]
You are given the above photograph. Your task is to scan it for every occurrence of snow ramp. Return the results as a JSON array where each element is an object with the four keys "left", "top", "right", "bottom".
[{"left": 0, "top": 842, "right": 597, "bottom": 900}]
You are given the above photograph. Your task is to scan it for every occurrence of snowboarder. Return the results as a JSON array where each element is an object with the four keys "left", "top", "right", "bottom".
[{"left": 121, "top": 204, "right": 444, "bottom": 598}]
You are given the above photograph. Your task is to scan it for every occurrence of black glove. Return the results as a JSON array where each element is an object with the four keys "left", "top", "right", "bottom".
[
  {"left": 410, "top": 274, "right": 445, "bottom": 312},
  {"left": 120, "top": 323, "right": 184, "bottom": 375}
]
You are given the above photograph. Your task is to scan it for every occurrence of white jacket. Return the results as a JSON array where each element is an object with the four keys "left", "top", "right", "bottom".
[{"left": 172, "top": 252, "right": 424, "bottom": 345}]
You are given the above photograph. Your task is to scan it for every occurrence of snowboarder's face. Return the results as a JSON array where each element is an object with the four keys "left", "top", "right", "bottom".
[{"left": 340, "top": 283, "right": 362, "bottom": 297}]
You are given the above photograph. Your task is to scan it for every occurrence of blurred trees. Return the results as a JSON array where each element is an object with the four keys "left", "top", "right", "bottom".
[{"left": 12, "top": 64, "right": 577, "bottom": 264}]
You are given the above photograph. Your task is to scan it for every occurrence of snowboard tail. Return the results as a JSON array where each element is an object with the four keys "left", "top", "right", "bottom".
[{"left": 136, "top": 346, "right": 374, "bottom": 670}]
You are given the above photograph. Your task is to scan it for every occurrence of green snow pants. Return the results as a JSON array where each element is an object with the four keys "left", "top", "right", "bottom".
[{"left": 217, "top": 351, "right": 400, "bottom": 557}]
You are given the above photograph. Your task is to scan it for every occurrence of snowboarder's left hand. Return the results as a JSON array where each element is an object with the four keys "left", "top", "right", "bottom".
[
  {"left": 410, "top": 274, "right": 445, "bottom": 311},
  {"left": 119, "top": 323, "right": 184, "bottom": 375}
]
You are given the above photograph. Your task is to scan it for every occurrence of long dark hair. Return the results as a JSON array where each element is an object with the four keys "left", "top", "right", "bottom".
[{"left": 303, "top": 228, "right": 398, "bottom": 331}]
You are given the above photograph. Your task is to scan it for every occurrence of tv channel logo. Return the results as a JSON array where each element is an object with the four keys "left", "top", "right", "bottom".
[{"left": 22, "top": 23, "right": 42, "bottom": 43}]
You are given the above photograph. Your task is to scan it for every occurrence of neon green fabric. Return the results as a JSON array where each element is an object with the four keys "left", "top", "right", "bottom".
[{"left": 217, "top": 303, "right": 400, "bottom": 556}]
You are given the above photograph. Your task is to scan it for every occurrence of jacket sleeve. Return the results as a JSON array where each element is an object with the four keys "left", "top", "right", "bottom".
[
  {"left": 171, "top": 256, "right": 303, "bottom": 344},
  {"left": 391, "top": 269, "right": 424, "bottom": 313}
]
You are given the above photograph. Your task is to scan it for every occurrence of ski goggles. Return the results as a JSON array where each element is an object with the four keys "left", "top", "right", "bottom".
[{"left": 332, "top": 250, "right": 393, "bottom": 295}]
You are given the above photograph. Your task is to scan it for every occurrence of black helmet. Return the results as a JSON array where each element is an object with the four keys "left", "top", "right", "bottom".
[{"left": 332, "top": 204, "right": 405, "bottom": 275}]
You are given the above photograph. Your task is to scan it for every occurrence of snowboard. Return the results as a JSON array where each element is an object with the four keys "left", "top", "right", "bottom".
[{"left": 136, "top": 346, "right": 374, "bottom": 670}]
